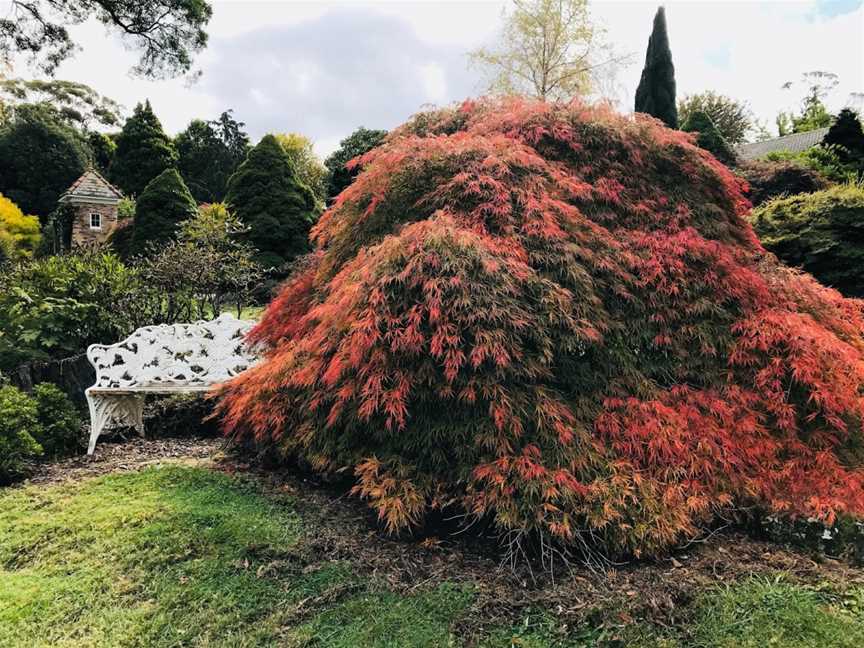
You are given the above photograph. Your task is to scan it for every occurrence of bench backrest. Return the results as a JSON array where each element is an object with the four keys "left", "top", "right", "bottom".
[{"left": 87, "top": 313, "right": 259, "bottom": 390}]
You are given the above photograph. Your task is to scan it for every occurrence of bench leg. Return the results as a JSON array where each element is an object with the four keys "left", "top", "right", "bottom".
[{"left": 86, "top": 392, "right": 146, "bottom": 455}]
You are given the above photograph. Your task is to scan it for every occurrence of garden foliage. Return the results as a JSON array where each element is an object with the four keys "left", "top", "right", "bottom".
[
  {"left": 324, "top": 127, "right": 388, "bottom": 202},
  {"left": 752, "top": 182, "right": 864, "bottom": 297},
  {"left": 0, "top": 193, "right": 41, "bottom": 261},
  {"left": 0, "top": 384, "right": 42, "bottom": 483},
  {"left": 0, "top": 382, "right": 78, "bottom": 481},
  {"left": 0, "top": 249, "right": 139, "bottom": 370},
  {"left": 215, "top": 98, "right": 864, "bottom": 557}
]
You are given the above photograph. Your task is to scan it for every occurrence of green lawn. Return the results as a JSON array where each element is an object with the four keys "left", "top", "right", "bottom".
[{"left": 1, "top": 464, "right": 862, "bottom": 647}]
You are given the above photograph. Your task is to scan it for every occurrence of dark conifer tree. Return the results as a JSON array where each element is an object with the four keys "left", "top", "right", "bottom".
[
  {"left": 225, "top": 134, "right": 316, "bottom": 268},
  {"left": 635, "top": 7, "right": 677, "bottom": 128},
  {"left": 110, "top": 100, "right": 177, "bottom": 197},
  {"left": 131, "top": 168, "right": 197, "bottom": 255},
  {"left": 823, "top": 108, "right": 864, "bottom": 158}
]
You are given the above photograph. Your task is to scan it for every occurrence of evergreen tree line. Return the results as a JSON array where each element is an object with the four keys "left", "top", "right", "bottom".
[{"left": 0, "top": 92, "right": 387, "bottom": 269}]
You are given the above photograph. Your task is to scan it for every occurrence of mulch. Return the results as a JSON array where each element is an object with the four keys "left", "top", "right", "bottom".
[{"left": 13, "top": 434, "right": 864, "bottom": 644}]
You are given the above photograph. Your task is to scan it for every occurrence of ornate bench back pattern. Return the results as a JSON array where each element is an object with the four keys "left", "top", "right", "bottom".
[{"left": 87, "top": 313, "right": 259, "bottom": 390}]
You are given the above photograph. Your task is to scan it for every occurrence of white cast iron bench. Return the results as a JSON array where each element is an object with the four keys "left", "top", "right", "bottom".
[{"left": 85, "top": 313, "right": 259, "bottom": 455}]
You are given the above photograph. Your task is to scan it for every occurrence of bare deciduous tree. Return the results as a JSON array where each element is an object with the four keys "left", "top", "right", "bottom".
[{"left": 469, "top": 0, "right": 631, "bottom": 101}]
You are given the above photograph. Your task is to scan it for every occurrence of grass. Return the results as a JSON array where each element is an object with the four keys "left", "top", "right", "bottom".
[{"left": 1, "top": 464, "right": 862, "bottom": 647}]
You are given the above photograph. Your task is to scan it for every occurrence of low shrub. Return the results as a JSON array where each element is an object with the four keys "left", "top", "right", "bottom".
[
  {"left": 751, "top": 182, "right": 864, "bottom": 297},
  {"left": 737, "top": 159, "right": 830, "bottom": 206},
  {"left": 31, "top": 383, "right": 82, "bottom": 457},
  {"left": 0, "top": 384, "right": 43, "bottom": 483}
]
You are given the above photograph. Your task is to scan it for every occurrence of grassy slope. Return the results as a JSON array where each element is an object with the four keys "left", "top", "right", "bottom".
[{"left": 1, "top": 465, "right": 862, "bottom": 647}]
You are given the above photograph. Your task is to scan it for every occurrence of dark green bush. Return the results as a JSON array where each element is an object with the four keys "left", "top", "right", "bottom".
[
  {"left": 737, "top": 159, "right": 831, "bottom": 206},
  {"left": 751, "top": 182, "right": 864, "bottom": 296},
  {"left": 0, "top": 384, "right": 43, "bottom": 483},
  {"left": 31, "top": 383, "right": 82, "bottom": 457},
  {"left": 681, "top": 109, "right": 737, "bottom": 165}
]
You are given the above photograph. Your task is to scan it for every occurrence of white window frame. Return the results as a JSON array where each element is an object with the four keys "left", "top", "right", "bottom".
[{"left": 89, "top": 212, "right": 102, "bottom": 230}]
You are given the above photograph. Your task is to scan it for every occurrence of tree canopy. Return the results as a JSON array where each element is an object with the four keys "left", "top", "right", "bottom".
[
  {"left": 678, "top": 91, "right": 753, "bottom": 145},
  {"left": 215, "top": 98, "right": 864, "bottom": 560},
  {"left": 110, "top": 101, "right": 177, "bottom": 197},
  {"left": 469, "top": 0, "right": 626, "bottom": 101},
  {"left": 176, "top": 111, "right": 250, "bottom": 203},
  {"left": 225, "top": 134, "right": 316, "bottom": 268},
  {"left": 0, "top": 79, "right": 122, "bottom": 128},
  {"left": 0, "top": 102, "right": 89, "bottom": 218},
  {"left": 635, "top": 7, "right": 677, "bottom": 128},
  {"left": 324, "top": 127, "right": 387, "bottom": 202},
  {"left": 0, "top": 0, "right": 212, "bottom": 79}
]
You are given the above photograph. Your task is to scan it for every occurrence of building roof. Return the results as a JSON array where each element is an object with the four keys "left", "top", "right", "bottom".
[
  {"left": 58, "top": 169, "right": 123, "bottom": 205},
  {"left": 735, "top": 127, "right": 830, "bottom": 161}
]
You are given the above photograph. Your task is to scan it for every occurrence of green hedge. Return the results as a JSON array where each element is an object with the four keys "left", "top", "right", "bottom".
[{"left": 751, "top": 182, "right": 864, "bottom": 296}]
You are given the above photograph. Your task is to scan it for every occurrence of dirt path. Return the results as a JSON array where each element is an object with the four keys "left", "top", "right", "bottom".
[{"left": 21, "top": 436, "right": 225, "bottom": 486}]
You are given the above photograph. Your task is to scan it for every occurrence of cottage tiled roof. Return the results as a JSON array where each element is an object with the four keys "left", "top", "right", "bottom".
[
  {"left": 735, "top": 127, "right": 830, "bottom": 161},
  {"left": 59, "top": 169, "right": 123, "bottom": 205}
]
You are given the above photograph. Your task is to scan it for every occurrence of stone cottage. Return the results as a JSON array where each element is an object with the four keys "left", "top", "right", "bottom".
[{"left": 58, "top": 170, "right": 124, "bottom": 246}]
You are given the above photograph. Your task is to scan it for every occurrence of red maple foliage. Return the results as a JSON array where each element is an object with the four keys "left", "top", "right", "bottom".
[{"left": 214, "top": 98, "right": 864, "bottom": 557}]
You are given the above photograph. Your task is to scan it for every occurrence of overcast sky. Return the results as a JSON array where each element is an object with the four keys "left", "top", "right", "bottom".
[{"left": 5, "top": 0, "right": 863, "bottom": 156}]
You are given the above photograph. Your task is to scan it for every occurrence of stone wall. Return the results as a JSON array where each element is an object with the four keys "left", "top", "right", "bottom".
[{"left": 70, "top": 202, "right": 119, "bottom": 247}]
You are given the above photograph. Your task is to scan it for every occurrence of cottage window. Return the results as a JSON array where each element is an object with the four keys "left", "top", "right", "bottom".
[{"left": 90, "top": 213, "right": 102, "bottom": 230}]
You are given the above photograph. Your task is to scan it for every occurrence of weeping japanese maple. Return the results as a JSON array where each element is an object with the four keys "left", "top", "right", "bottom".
[{"left": 214, "top": 98, "right": 864, "bottom": 557}]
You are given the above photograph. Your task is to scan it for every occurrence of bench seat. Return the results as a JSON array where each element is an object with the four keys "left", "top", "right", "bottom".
[{"left": 84, "top": 314, "right": 259, "bottom": 455}]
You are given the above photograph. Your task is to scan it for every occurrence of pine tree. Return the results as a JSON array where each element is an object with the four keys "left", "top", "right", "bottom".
[
  {"left": 823, "top": 108, "right": 864, "bottom": 158},
  {"left": 681, "top": 110, "right": 737, "bottom": 165},
  {"left": 110, "top": 101, "right": 177, "bottom": 197},
  {"left": 635, "top": 7, "right": 677, "bottom": 128},
  {"left": 225, "top": 134, "right": 316, "bottom": 268},
  {"left": 131, "top": 168, "right": 197, "bottom": 255}
]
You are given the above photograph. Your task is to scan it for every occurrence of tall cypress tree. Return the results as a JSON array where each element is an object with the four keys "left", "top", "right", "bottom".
[
  {"left": 131, "top": 168, "right": 197, "bottom": 255},
  {"left": 635, "top": 7, "right": 677, "bottom": 128},
  {"left": 110, "top": 100, "right": 177, "bottom": 197},
  {"left": 225, "top": 134, "right": 316, "bottom": 268}
]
